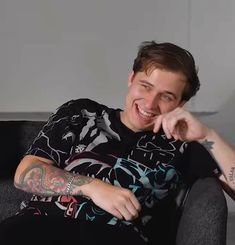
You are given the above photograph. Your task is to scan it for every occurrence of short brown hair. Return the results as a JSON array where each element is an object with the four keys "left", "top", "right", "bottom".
[{"left": 133, "top": 41, "right": 200, "bottom": 101}]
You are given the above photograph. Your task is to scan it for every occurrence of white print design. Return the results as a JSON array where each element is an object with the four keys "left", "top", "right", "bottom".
[{"left": 78, "top": 109, "right": 120, "bottom": 152}]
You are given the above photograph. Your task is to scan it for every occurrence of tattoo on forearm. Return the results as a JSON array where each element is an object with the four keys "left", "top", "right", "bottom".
[
  {"left": 16, "top": 162, "right": 93, "bottom": 196},
  {"left": 228, "top": 167, "right": 235, "bottom": 187},
  {"left": 201, "top": 139, "right": 214, "bottom": 152},
  {"left": 200, "top": 139, "right": 222, "bottom": 174},
  {"left": 68, "top": 174, "right": 93, "bottom": 195}
]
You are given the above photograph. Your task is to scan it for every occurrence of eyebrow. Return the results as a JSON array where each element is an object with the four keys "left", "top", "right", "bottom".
[
  {"left": 139, "top": 80, "right": 177, "bottom": 99},
  {"left": 139, "top": 80, "right": 154, "bottom": 87}
]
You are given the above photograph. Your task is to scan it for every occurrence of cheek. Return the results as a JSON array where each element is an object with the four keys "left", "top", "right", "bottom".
[
  {"left": 127, "top": 87, "right": 142, "bottom": 101},
  {"left": 160, "top": 102, "right": 179, "bottom": 113}
]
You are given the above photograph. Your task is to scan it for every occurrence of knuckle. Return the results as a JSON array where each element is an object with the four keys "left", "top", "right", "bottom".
[
  {"left": 125, "top": 189, "right": 133, "bottom": 196},
  {"left": 126, "top": 213, "right": 137, "bottom": 221}
]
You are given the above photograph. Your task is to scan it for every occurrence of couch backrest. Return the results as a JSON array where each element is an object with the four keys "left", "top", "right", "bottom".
[
  {"left": 0, "top": 120, "right": 46, "bottom": 179},
  {"left": 0, "top": 120, "right": 46, "bottom": 221}
]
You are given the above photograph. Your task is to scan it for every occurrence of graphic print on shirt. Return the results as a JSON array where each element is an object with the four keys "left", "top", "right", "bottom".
[
  {"left": 77, "top": 109, "right": 120, "bottom": 152},
  {"left": 26, "top": 101, "right": 77, "bottom": 166},
  {"left": 56, "top": 109, "right": 185, "bottom": 222},
  {"left": 23, "top": 99, "right": 187, "bottom": 240},
  {"left": 128, "top": 134, "right": 186, "bottom": 166}
]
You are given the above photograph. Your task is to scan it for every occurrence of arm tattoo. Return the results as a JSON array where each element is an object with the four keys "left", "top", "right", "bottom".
[
  {"left": 201, "top": 139, "right": 214, "bottom": 152},
  {"left": 228, "top": 167, "right": 235, "bottom": 188},
  {"left": 200, "top": 139, "right": 224, "bottom": 176},
  {"left": 16, "top": 162, "right": 93, "bottom": 196},
  {"left": 201, "top": 140, "right": 235, "bottom": 189},
  {"left": 68, "top": 173, "right": 93, "bottom": 196}
]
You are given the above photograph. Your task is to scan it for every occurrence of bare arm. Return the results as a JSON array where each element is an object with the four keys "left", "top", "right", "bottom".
[
  {"left": 14, "top": 155, "right": 93, "bottom": 196},
  {"left": 14, "top": 155, "right": 141, "bottom": 220},
  {"left": 218, "top": 174, "right": 235, "bottom": 201},
  {"left": 153, "top": 107, "right": 235, "bottom": 198},
  {"left": 200, "top": 131, "right": 235, "bottom": 197}
]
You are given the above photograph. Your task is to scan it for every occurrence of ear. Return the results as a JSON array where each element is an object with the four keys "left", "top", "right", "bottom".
[{"left": 127, "top": 71, "right": 135, "bottom": 87}]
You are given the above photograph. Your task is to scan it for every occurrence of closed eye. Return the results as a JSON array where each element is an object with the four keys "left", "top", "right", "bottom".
[
  {"left": 142, "top": 84, "right": 151, "bottom": 91},
  {"left": 160, "top": 93, "right": 175, "bottom": 102},
  {"left": 139, "top": 80, "right": 153, "bottom": 91}
]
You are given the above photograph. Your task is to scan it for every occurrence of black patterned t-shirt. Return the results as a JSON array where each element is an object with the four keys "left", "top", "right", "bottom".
[{"left": 20, "top": 98, "right": 219, "bottom": 241}]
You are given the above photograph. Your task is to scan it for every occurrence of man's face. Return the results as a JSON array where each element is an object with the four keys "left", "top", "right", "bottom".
[{"left": 120, "top": 68, "right": 187, "bottom": 132}]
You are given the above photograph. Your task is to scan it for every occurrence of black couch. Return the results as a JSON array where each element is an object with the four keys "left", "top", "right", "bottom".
[
  {"left": 0, "top": 121, "right": 46, "bottom": 221},
  {"left": 0, "top": 120, "right": 228, "bottom": 245}
]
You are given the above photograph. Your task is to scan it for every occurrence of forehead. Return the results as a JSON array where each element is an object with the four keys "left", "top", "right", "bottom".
[
  {"left": 141, "top": 68, "right": 186, "bottom": 85},
  {"left": 138, "top": 68, "right": 187, "bottom": 98}
]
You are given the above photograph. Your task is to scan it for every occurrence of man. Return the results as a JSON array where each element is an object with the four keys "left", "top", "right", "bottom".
[{"left": 0, "top": 41, "right": 234, "bottom": 244}]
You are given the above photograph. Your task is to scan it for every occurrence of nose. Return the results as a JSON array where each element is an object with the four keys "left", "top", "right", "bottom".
[{"left": 145, "top": 95, "right": 160, "bottom": 111}]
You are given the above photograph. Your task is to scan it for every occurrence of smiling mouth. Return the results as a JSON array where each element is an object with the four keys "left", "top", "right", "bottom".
[{"left": 137, "top": 105, "right": 159, "bottom": 119}]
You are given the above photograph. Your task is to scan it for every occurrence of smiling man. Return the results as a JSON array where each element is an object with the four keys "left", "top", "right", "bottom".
[
  {"left": 121, "top": 69, "right": 186, "bottom": 132},
  {"left": 0, "top": 41, "right": 234, "bottom": 245}
]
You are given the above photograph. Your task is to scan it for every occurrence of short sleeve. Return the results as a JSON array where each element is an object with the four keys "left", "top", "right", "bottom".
[
  {"left": 26, "top": 100, "right": 76, "bottom": 167},
  {"left": 181, "top": 141, "right": 221, "bottom": 184}
]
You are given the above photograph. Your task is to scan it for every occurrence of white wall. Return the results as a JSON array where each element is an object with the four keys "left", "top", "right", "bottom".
[
  {"left": 189, "top": 0, "right": 235, "bottom": 212},
  {"left": 189, "top": 0, "right": 235, "bottom": 112},
  {"left": 1, "top": 0, "right": 235, "bottom": 112},
  {"left": 0, "top": 0, "right": 234, "bottom": 211},
  {"left": 0, "top": 0, "right": 189, "bottom": 112}
]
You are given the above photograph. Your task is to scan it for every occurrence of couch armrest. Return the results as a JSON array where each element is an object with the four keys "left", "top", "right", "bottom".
[{"left": 176, "top": 177, "right": 228, "bottom": 245}]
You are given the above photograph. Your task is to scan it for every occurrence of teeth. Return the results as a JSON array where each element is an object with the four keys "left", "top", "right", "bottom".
[{"left": 138, "top": 106, "right": 155, "bottom": 118}]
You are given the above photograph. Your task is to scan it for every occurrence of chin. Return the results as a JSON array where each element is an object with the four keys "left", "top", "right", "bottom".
[{"left": 133, "top": 123, "right": 154, "bottom": 132}]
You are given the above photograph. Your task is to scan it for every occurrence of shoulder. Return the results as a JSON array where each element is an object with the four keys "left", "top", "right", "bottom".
[
  {"left": 183, "top": 141, "right": 220, "bottom": 178},
  {"left": 55, "top": 98, "right": 112, "bottom": 114},
  {"left": 51, "top": 99, "right": 117, "bottom": 123},
  {"left": 73, "top": 98, "right": 113, "bottom": 115},
  {"left": 183, "top": 141, "right": 212, "bottom": 162},
  {"left": 185, "top": 141, "right": 210, "bottom": 155}
]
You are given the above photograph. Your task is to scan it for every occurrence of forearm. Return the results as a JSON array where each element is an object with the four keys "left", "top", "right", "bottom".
[
  {"left": 219, "top": 175, "right": 235, "bottom": 201},
  {"left": 14, "top": 160, "right": 94, "bottom": 197},
  {"left": 199, "top": 129, "right": 235, "bottom": 191},
  {"left": 14, "top": 158, "right": 141, "bottom": 220}
]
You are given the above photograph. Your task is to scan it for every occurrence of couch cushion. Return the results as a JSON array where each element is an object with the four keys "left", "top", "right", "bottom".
[
  {"left": 0, "top": 121, "right": 46, "bottom": 178},
  {"left": 0, "top": 179, "right": 32, "bottom": 222}
]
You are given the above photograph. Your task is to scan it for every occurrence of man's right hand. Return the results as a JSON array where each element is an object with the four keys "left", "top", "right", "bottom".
[
  {"left": 82, "top": 178, "right": 141, "bottom": 221},
  {"left": 15, "top": 155, "right": 141, "bottom": 221}
]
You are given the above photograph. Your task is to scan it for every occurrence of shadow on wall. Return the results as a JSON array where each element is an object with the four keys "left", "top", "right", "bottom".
[{"left": 199, "top": 89, "right": 235, "bottom": 146}]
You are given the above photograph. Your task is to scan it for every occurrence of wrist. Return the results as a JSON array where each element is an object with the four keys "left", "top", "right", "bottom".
[
  {"left": 66, "top": 175, "right": 75, "bottom": 195},
  {"left": 198, "top": 128, "right": 215, "bottom": 144},
  {"left": 79, "top": 177, "right": 100, "bottom": 198}
]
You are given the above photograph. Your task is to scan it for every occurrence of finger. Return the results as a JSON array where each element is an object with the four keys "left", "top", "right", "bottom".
[
  {"left": 161, "top": 116, "right": 172, "bottom": 139},
  {"left": 171, "top": 126, "right": 180, "bottom": 140},
  {"left": 118, "top": 205, "right": 135, "bottom": 221},
  {"left": 162, "top": 109, "right": 183, "bottom": 139},
  {"left": 125, "top": 202, "right": 139, "bottom": 219},
  {"left": 167, "top": 117, "right": 179, "bottom": 139},
  {"left": 167, "top": 111, "right": 188, "bottom": 140},
  {"left": 129, "top": 195, "right": 141, "bottom": 212},
  {"left": 153, "top": 114, "right": 163, "bottom": 133},
  {"left": 112, "top": 209, "right": 123, "bottom": 220},
  {"left": 175, "top": 120, "right": 188, "bottom": 141}
]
